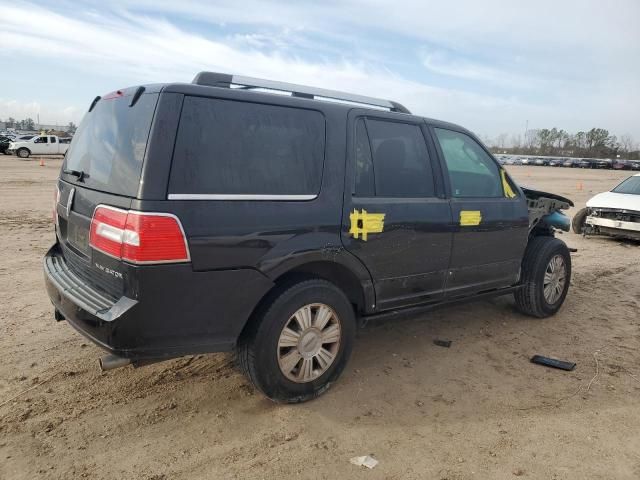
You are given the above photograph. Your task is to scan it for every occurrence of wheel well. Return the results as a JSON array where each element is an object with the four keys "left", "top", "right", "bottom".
[
  {"left": 237, "top": 261, "right": 366, "bottom": 346},
  {"left": 274, "top": 262, "right": 365, "bottom": 313}
]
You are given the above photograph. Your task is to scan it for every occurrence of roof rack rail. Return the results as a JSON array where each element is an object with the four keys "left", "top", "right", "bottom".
[{"left": 191, "top": 71, "right": 411, "bottom": 114}]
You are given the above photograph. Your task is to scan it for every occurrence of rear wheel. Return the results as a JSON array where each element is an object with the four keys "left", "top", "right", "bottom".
[
  {"left": 237, "top": 278, "right": 356, "bottom": 403},
  {"left": 515, "top": 236, "right": 571, "bottom": 318},
  {"left": 571, "top": 208, "right": 588, "bottom": 234},
  {"left": 16, "top": 148, "right": 30, "bottom": 159}
]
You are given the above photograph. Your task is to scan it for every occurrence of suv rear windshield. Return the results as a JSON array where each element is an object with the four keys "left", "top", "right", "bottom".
[{"left": 63, "top": 93, "right": 158, "bottom": 197}]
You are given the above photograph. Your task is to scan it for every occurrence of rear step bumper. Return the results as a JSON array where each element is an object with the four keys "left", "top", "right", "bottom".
[
  {"left": 43, "top": 243, "right": 276, "bottom": 359},
  {"left": 43, "top": 244, "right": 138, "bottom": 356},
  {"left": 44, "top": 245, "right": 137, "bottom": 322}
]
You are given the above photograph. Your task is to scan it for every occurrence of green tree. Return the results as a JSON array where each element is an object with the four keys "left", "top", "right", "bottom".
[
  {"left": 67, "top": 121, "right": 77, "bottom": 134},
  {"left": 24, "top": 118, "right": 35, "bottom": 130}
]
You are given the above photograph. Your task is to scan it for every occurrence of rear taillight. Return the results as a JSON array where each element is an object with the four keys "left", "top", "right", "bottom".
[
  {"left": 89, "top": 205, "right": 189, "bottom": 264},
  {"left": 53, "top": 186, "right": 60, "bottom": 225}
]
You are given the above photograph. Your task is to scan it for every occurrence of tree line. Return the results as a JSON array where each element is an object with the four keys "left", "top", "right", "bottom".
[
  {"left": 2, "top": 117, "right": 77, "bottom": 133},
  {"left": 486, "top": 128, "right": 639, "bottom": 160}
]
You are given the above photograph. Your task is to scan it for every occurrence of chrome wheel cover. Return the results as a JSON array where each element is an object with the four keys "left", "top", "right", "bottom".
[
  {"left": 543, "top": 254, "right": 567, "bottom": 304},
  {"left": 277, "top": 303, "right": 341, "bottom": 383}
]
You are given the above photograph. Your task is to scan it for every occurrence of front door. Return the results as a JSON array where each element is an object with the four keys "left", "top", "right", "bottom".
[
  {"left": 342, "top": 112, "right": 452, "bottom": 311},
  {"left": 430, "top": 126, "right": 529, "bottom": 297},
  {"left": 32, "top": 136, "right": 49, "bottom": 154}
]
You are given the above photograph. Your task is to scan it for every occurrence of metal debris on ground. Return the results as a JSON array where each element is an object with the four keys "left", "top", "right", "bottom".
[
  {"left": 433, "top": 339, "right": 452, "bottom": 348},
  {"left": 530, "top": 355, "right": 576, "bottom": 371},
  {"left": 350, "top": 455, "right": 379, "bottom": 469}
]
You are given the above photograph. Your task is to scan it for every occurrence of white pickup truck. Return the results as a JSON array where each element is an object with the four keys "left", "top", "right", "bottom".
[{"left": 8, "top": 135, "right": 71, "bottom": 159}]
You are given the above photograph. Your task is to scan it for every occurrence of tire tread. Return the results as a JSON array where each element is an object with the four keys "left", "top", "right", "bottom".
[{"left": 515, "top": 236, "right": 571, "bottom": 318}]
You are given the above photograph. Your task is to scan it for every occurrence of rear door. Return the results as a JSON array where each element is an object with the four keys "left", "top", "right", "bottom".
[
  {"left": 342, "top": 111, "right": 452, "bottom": 311},
  {"left": 55, "top": 89, "right": 159, "bottom": 298},
  {"left": 49, "top": 136, "right": 58, "bottom": 153},
  {"left": 430, "top": 126, "right": 529, "bottom": 297}
]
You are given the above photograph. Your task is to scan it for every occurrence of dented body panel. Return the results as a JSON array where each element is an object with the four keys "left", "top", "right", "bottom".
[{"left": 584, "top": 174, "right": 640, "bottom": 240}]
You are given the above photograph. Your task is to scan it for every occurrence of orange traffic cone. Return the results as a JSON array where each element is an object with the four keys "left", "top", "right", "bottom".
[
  {"left": 576, "top": 181, "right": 583, "bottom": 191},
  {"left": 39, "top": 158, "right": 45, "bottom": 167}
]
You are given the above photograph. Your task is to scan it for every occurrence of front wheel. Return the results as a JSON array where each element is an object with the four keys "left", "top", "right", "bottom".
[
  {"left": 571, "top": 208, "right": 588, "bottom": 234},
  {"left": 16, "top": 148, "right": 30, "bottom": 159},
  {"left": 515, "top": 236, "right": 571, "bottom": 318},
  {"left": 237, "top": 279, "right": 356, "bottom": 403}
]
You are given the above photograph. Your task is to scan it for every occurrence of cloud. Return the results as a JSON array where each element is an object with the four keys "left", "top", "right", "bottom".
[{"left": 0, "top": 1, "right": 637, "bottom": 138}]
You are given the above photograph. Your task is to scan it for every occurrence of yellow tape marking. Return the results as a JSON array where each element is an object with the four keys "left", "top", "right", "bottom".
[
  {"left": 501, "top": 169, "right": 517, "bottom": 198},
  {"left": 350, "top": 209, "right": 385, "bottom": 241},
  {"left": 460, "top": 210, "right": 482, "bottom": 226}
]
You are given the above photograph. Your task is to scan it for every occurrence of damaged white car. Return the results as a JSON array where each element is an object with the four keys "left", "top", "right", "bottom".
[{"left": 572, "top": 173, "right": 640, "bottom": 241}]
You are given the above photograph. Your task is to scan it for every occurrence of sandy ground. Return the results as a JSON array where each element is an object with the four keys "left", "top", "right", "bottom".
[{"left": 0, "top": 157, "right": 639, "bottom": 480}]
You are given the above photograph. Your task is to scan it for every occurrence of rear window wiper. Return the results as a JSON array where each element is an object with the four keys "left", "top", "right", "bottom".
[{"left": 63, "top": 169, "right": 89, "bottom": 182}]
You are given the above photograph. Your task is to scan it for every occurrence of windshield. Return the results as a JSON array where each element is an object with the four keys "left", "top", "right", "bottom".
[
  {"left": 63, "top": 92, "right": 158, "bottom": 197},
  {"left": 612, "top": 176, "right": 640, "bottom": 195}
]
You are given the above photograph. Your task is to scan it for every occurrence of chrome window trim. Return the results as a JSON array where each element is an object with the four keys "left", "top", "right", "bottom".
[{"left": 167, "top": 194, "right": 317, "bottom": 201}]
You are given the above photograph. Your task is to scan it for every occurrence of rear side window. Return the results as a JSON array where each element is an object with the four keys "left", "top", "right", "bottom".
[
  {"left": 434, "top": 128, "right": 503, "bottom": 198},
  {"left": 169, "top": 97, "right": 325, "bottom": 196},
  {"left": 354, "top": 118, "right": 435, "bottom": 197}
]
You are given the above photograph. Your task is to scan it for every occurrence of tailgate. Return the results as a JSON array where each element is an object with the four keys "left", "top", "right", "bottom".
[{"left": 55, "top": 181, "right": 132, "bottom": 297}]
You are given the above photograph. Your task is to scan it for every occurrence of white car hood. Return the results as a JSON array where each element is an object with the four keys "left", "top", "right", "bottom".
[{"left": 586, "top": 191, "right": 640, "bottom": 212}]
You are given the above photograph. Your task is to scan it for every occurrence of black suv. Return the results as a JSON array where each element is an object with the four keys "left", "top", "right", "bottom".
[{"left": 45, "top": 72, "right": 574, "bottom": 402}]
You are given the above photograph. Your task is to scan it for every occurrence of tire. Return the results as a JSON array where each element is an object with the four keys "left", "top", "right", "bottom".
[
  {"left": 237, "top": 278, "right": 356, "bottom": 403},
  {"left": 16, "top": 148, "right": 30, "bottom": 159},
  {"left": 514, "top": 236, "right": 571, "bottom": 318},
  {"left": 571, "top": 208, "right": 588, "bottom": 234}
]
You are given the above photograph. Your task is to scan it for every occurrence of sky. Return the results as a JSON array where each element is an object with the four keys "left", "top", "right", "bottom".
[{"left": 0, "top": 0, "right": 639, "bottom": 141}]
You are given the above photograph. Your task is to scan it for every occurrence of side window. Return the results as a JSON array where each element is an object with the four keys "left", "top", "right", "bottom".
[
  {"left": 170, "top": 97, "right": 325, "bottom": 196},
  {"left": 434, "top": 128, "right": 503, "bottom": 198},
  {"left": 355, "top": 119, "right": 435, "bottom": 197},
  {"left": 50, "top": 137, "right": 57, "bottom": 143},
  {"left": 354, "top": 119, "right": 374, "bottom": 196},
  {"left": 35, "top": 136, "right": 48, "bottom": 144}
]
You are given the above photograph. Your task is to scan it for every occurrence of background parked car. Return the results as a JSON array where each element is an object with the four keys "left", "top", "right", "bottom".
[
  {"left": 613, "top": 160, "right": 632, "bottom": 170},
  {"left": 578, "top": 158, "right": 593, "bottom": 168},
  {"left": 549, "top": 158, "right": 562, "bottom": 167},
  {"left": 0, "top": 136, "right": 13, "bottom": 154},
  {"left": 8, "top": 135, "right": 70, "bottom": 158},
  {"left": 592, "top": 158, "right": 612, "bottom": 169}
]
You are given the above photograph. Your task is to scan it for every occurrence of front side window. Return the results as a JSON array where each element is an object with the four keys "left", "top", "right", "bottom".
[
  {"left": 354, "top": 119, "right": 375, "bottom": 196},
  {"left": 170, "top": 97, "right": 325, "bottom": 196},
  {"left": 434, "top": 128, "right": 503, "bottom": 198},
  {"left": 35, "top": 136, "right": 48, "bottom": 144},
  {"left": 354, "top": 118, "right": 435, "bottom": 197}
]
